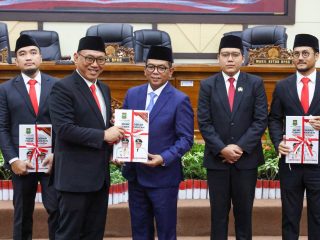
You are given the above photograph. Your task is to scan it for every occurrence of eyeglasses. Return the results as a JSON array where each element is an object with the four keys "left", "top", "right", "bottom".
[
  {"left": 293, "top": 50, "right": 313, "bottom": 59},
  {"left": 145, "top": 64, "right": 169, "bottom": 73},
  {"left": 219, "top": 52, "right": 242, "bottom": 59},
  {"left": 78, "top": 53, "right": 106, "bottom": 65}
]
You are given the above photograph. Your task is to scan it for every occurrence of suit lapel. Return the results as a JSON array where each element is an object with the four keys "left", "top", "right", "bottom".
[
  {"left": 74, "top": 72, "right": 105, "bottom": 127},
  {"left": 13, "top": 75, "right": 36, "bottom": 116},
  {"left": 231, "top": 72, "right": 246, "bottom": 118},
  {"left": 216, "top": 74, "right": 231, "bottom": 116},
  {"left": 38, "top": 73, "right": 50, "bottom": 113},
  {"left": 287, "top": 75, "right": 305, "bottom": 114},
  {"left": 309, "top": 72, "right": 320, "bottom": 114},
  {"left": 137, "top": 84, "right": 148, "bottom": 110},
  {"left": 149, "top": 83, "right": 172, "bottom": 123}
]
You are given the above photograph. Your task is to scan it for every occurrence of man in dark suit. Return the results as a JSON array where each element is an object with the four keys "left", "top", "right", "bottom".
[
  {"left": 49, "top": 36, "right": 124, "bottom": 240},
  {"left": 121, "top": 46, "right": 194, "bottom": 240},
  {"left": 0, "top": 35, "right": 59, "bottom": 240},
  {"left": 268, "top": 33, "right": 320, "bottom": 239},
  {"left": 197, "top": 35, "right": 268, "bottom": 240}
]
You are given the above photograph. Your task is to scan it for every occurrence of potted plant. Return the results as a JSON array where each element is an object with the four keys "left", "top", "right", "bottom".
[{"left": 257, "top": 130, "right": 280, "bottom": 199}]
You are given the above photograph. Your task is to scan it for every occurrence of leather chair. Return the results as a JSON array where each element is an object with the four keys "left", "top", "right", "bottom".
[
  {"left": 241, "top": 25, "right": 287, "bottom": 64},
  {"left": 0, "top": 22, "right": 12, "bottom": 63},
  {"left": 223, "top": 26, "right": 287, "bottom": 65},
  {"left": 223, "top": 30, "right": 243, "bottom": 39},
  {"left": 86, "top": 23, "right": 134, "bottom": 48},
  {"left": 133, "top": 29, "right": 172, "bottom": 62},
  {"left": 20, "top": 30, "right": 62, "bottom": 61}
]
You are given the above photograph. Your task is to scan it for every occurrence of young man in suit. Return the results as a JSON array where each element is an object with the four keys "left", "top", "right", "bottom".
[
  {"left": 121, "top": 46, "right": 194, "bottom": 240},
  {"left": 268, "top": 33, "right": 320, "bottom": 239},
  {"left": 0, "top": 35, "right": 59, "bottom": 240},
  {"left": 197, "top": 35, "right": 268, "bottom": 240},
  {"left": 49, "top": 36, "right": 125, "bottom": 239}
]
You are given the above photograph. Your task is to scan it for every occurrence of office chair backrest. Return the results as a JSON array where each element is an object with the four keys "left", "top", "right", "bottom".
[
  {"left": 133, "top": 29, "right": 172, "bottom": 62},
  {"left": 241, "top": 25, "right": 287, "bottom": 64},
  {"left": 86, "top": 23, "right": 134, "bottom": 48},
  {"left": 20, "top": 30, "right": 62, "bottom": 61},
  {"left": 0, "top": 22, "right": 12, "bottom": 63}
]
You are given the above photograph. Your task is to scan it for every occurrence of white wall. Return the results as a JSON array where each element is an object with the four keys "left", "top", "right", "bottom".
[{"left": 2, "top": 0, "right": 320, "bottom": 65}]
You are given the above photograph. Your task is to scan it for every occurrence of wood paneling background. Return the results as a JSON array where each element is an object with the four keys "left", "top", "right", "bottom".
[{"left": 0, "top": 63, "right": 298, "bottom": 139}]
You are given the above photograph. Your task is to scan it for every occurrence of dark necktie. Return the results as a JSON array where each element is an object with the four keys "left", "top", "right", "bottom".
[
  {"left": 301, "top": 77, "right": 310, "bottom": 114},
  {"left": 28, "top": 79, "right": 38, "bottom": 115},
  {"left": 90, "top": 84, "right": 101, "bottom": 111},
  {"left": 228, "top": 78, "right": 235, "bottom": 111}
]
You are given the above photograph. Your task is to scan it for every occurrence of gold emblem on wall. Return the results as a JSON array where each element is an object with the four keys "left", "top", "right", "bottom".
[
  {"left": 105, "top": 44, "right": 134, "bottom": 63},
  {"left": 0, "top": 47, "right": 9, "bottom": 63},
  {"left": 248, "top": 45, "right": 293, "bottom": 65}
]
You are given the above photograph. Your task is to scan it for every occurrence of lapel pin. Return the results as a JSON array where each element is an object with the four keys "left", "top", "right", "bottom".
[{"left": 238, "top": 87, "right": 243, "bottom": 92}]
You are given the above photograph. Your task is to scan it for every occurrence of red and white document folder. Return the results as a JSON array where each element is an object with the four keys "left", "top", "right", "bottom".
[
  {"left": 285, "top": 116, "right": 319, "bottom": 164},
  {"left": 19, "top": 124, "right": 52, "bottom": 172},
  {"left": 113, "top": 109, "right": 149, "bottom": 162}
]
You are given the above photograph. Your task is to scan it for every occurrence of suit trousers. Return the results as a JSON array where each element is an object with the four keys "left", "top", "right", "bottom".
[
  {"left": 128, "top": 181, "right": 179, "bottom": 240},
  {"left": 12, "top": 173, "right": 59, "bottom": 240},
  {"left": 55, "top": 185, "right": 109, "bottom": 240},
  {"left": 279, "top": 163, "right": 320, "bottom": 240},
  {"left": 207, "top": 166, "right": 257, "bottom": 240}
]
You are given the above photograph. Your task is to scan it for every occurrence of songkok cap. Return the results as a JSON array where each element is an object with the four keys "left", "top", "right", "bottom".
[
  {"left": 293, "top": 34, "right": 319, "bottom": 52},
  {"left": 219, "top": 35, "right": 243, "bottom": 52},
  {"left": 146, "top": 46, "right": 173, "bottom": 63},
  {"left": 77, "top": 36, "right": 106, "bottom": 53},
  {"left": 15, "top": 34, "right": 40, "bottom": 53},
  {"left": 135, "top": 138, "right": 143, "bottom": 143},
  {"left": 122, "top": 138, "right": 129, "bottom": 143}
]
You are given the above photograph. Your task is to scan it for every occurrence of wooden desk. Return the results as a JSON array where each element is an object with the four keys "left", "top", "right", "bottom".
[{"left": 0, "top": 63, "right": 298, "bottom": 139}]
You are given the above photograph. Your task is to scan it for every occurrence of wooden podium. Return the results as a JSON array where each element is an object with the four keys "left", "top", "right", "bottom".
[{"left": 0, "top": 63, "right": 298, "bottom": 139}]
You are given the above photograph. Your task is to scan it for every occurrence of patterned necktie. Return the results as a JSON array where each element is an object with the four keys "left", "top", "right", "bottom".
[
  {"left": 301, "top": 77, "right": 310, "bottom": 114},
  {"left": 146, "top": 92, "right": 157, "bottom": 111},
  {"left": 90, "top": 84, "right": 101, "bottom": 111},
  {"left": 228, "top": 78, "right": 235, "bottom": 111},
  {"left": 28, "top": 79, "right": 38, "bottom": 115}
]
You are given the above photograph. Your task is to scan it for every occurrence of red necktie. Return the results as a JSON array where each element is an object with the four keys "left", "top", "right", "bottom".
[
  {"left": 28, "top": 79, "right": 38, "bottom": 115},
  {"left": 301, "top": 77, "right": 310, "bottom": 114},
  {"left": 90, "top": 84, "right": 101, "bottom": 111},
  {"left": 228, "top": 78, "right": 235, "bottom": 111}
]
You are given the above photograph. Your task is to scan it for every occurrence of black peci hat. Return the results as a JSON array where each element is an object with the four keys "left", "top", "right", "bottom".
[
  {"left": 15, "top": 34, "right": 40, "bottom": 53},
  {"left": 77, "top": 36, "right": 106, "bottom": 53},
  {"left": 135, "top": 138, "right": 143, "bottom": 143},
  {"left": 293, "top": 34, "right": 319, "bottom": 52},
  {"left": 219, "top": 35, "right": 243, "bottom": 52},
  {"left": 146, "top": 46, "right": 173, "bottom": 63},
  {"left": 121, "top": 138, "right": 129, "bottom": 143}
]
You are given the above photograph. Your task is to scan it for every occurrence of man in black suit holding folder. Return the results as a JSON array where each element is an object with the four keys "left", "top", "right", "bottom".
[
  {"left": 269, "top": 33, "right": 320, "bottom": 239},
  {"left": 50, "top": 36, "right": 124, "bottom": 240},
  {"left": 0, "top": 34, "right": 59, "bottom": 240}
]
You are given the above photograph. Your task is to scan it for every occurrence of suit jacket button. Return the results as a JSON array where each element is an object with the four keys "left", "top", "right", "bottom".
[
  {"left": 231, "top": 137, "right": 234, "bottom": 140},
  {"left": 230, "top": 122, "right": 234, "bottom": 126}
]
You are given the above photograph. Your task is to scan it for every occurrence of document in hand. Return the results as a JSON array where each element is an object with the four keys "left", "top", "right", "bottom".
[
  {"left": 19, "top": 124, "right": 52, "bottom": 172},
  {"left": 285, "top": 116, "right": 319, "bottom": 164},
  {"left": 113, "top": 109, "right": 149, "bottom": 162}
]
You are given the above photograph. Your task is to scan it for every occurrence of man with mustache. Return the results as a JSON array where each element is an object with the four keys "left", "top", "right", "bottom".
[
  {"left": 269, "top": 33, "right": 320, "bottom": 239},
  {"left": 0, "top": 34, "right": 59, "bottom": 240}
]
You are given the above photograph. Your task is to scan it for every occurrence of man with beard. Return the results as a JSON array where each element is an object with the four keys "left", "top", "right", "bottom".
[
  {"left": 269, "top": 33, "right": 320, "bottom": 239},
  {"left": 0, "top": 34, "right": 59, "bottom": 239}
]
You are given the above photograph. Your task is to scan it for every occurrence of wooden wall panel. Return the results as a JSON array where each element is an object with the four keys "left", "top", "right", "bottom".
[{"left": 0, "top": 63, "right": 300, "bottom": 139}]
